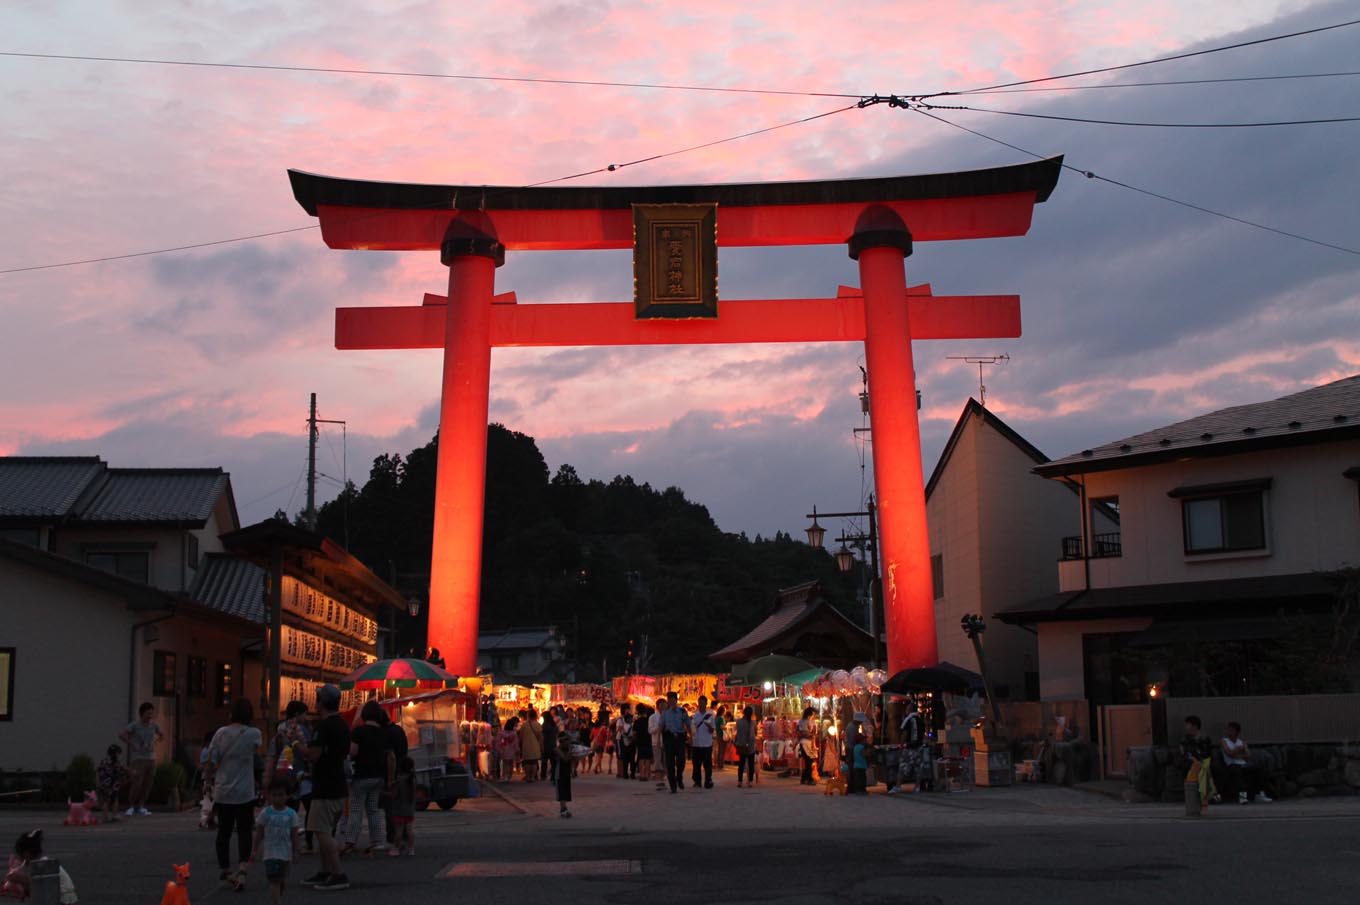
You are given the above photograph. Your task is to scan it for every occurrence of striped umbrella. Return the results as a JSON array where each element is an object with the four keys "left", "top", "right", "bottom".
[{"left": 337, "top": 658, "right": 460, "bottom": 691}]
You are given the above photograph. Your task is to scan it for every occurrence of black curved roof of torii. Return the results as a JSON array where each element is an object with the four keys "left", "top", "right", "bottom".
[{"left": 289, "top": 156, "right": 1063, "bottom": 216}]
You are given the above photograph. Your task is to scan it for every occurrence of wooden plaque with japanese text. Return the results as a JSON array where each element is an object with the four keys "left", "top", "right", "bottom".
[{"left": 633, "top": 203, "right": 718, "bottom": 318}]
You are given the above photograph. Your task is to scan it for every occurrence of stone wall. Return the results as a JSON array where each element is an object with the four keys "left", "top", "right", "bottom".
[{"left": 1126, "top": 744, "right": 1360, "bottom": 802}]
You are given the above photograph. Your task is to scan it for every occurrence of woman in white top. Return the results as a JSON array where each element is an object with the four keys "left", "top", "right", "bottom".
[
  {"left": 1220, "top": 721, "right": 1272, "bottom": 804},
  {"left": 208, "top": 698, "right": 264, "bottom": 883}
]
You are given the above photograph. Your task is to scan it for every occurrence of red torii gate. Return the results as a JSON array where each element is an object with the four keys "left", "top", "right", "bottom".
[{"left": 288, "top": 158, "right": 1062, "bottom": 675}]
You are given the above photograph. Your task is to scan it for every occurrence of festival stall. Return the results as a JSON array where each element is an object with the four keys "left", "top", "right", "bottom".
[
  {"left": 550, "top": 683, "right": 612, "bottom": 720},
  {"left": 335, "top": 659, "right": 488, "bottom": 797},
  {"left": 799, "top": 666, "right": 889, "bottom": 776},
  {"left": 655, "top": 673, "right": 723, "bottom": 707},
  {"left": 713, "top": 678, "right": 766, "bottom": 766},
  {"left": 611, "top": 675, "right": 658, "bottom": 707},
  {"left": 490, "top": 682, "right": 552, "bottom": 722}
]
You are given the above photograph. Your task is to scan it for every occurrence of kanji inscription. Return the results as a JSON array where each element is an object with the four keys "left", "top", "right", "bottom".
[{"left": 633, "top": 203, "right": 717, "bottom": 318}]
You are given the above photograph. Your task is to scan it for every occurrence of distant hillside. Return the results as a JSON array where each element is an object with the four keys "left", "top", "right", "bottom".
[{"left": 315, "top": 424, "right": 859, "bottom": 675}]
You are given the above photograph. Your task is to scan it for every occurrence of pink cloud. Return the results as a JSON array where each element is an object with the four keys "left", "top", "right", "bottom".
[{"left": 2, "top": 0, "right": 1340, "bottom": 531}]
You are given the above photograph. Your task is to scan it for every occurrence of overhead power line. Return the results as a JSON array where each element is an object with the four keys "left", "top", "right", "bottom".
[
  {"left": 0, "top": 225, "right": 319, "bottom": 274},
  {"left": 0, "top": 102, "right": 859, "bottom": 275},
  {"left": 0, "top": 50, "right": 861, "bottom": 99},
  {"left": 961, "top": 70, "right": 1360, "bottom": 94},
  {"left": 907, "top": 106, "right": 1360, "bottom": 257},
  {"left": 928, "top": 16, "right": 1360, "bottom": 96},
  {"left": 916, "top": 102, "right": 1360, "bottom": 128}
]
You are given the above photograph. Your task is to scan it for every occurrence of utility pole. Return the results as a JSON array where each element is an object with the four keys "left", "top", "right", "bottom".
[
  {"left": 303, "top": 393, "right": 347, "bottom": 531},
  {"left": 305, "top": 393, "right": 318, "bottom": 528}
]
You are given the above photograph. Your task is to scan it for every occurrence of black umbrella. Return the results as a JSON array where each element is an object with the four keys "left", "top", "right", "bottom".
[{"left": 881, "top": 661, "right": 984, "bottom": 695}]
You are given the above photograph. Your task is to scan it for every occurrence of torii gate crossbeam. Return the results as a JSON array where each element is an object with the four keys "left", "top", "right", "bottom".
[{"left": 289, "top": 158, "right": 1063, "bottom": 676}]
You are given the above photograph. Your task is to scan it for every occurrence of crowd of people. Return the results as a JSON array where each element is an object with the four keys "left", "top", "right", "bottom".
[{"left": 189, "top": 684, "right": 417, "bottom": 894}]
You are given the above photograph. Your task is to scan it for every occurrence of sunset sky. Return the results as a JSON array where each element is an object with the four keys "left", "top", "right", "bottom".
[{"left": 3, "top": 1, "right": 1358, "bottom": 539}]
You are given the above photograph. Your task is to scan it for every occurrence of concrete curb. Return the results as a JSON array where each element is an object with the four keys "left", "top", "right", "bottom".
[{"left": 479, "top": 781, "right": 533, "bottom": 815}]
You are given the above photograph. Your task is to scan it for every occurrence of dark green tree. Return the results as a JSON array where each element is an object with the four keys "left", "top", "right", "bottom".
[{"left": 315, "top": 424, "right": 857, "bottom": 675}]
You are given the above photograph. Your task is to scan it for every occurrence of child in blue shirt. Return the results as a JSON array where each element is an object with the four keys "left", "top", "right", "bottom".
[
  {"left": 252, "top": 778, "right": 302, "bottom": 902},
  {"left": 849, "top": 734, "right": 869, "bottom": 795}
]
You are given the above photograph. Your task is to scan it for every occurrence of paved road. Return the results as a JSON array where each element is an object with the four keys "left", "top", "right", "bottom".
[{"left": 7, "top": 769, "right": 1358, "bottom": 904}]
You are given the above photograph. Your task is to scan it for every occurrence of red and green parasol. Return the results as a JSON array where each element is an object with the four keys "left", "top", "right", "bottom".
[{"left": 338, "top": 657, "right": 459, "bottom": 691}]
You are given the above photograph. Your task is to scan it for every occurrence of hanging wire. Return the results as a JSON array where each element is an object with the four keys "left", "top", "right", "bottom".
[
  {"left": 923, "top": 16, "right": 1360, "bottom": 95},
  {"left": 0, "top": 50, "right": 863, "bottom": 99},
  {"left": 0, "top": 102, "right": 860, "bottom": 275},
  {"left": 906, "top": 106, "right": 1360, "bottom": 257}
]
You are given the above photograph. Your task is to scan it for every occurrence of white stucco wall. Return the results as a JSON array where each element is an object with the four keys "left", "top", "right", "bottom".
[
  {"left": 0, "top": 553, "right": 254, "bottom": 771},
  {"left": 1060, "top": 441, "right": 1360, "bottom": 591},
  {"left": 0, "top": 558, "right": 140, "bottom": 770}
]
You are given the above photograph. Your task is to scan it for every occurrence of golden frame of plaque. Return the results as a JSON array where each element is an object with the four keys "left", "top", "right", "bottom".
[{"left": 632, "top": 203, "right": 718, "bottom": 319}]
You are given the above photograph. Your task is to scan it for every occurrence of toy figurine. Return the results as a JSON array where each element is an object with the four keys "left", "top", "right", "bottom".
[
  {"left": 160, "top": 863, "right": 191, "bottom": 905},
  {"left": 63, "top": 791, "right": 98, "bottom": 827}
]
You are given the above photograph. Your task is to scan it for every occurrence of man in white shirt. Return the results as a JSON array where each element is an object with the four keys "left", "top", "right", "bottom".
[
  {"left": 1220, "top": 721, "right": 1272, "bottom": 804},
  {"left": 689, "top": 695, "right": 716, "bottom": 789}
]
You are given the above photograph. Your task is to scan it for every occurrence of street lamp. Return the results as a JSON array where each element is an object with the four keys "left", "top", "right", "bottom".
[
  {"left": 804, "top": 507, "right": 826, "bottom": 549},
  {"left": 804, "top": 497, "right": 882, "bottom": 669},
  {"left": 407, "top": 597, "right": 421, "bottom": 618}
]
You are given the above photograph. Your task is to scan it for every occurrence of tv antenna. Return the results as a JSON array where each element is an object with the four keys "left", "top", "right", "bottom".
[{"left": 946, "top": 354, "right": 1010, "bottom": 406}]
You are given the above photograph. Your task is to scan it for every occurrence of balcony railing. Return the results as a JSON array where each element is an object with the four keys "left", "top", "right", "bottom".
[
  {"left": 1092, "top": 532, "right": 1122, "bottom": 558},
  {"left": 1060, "top": 532, "right": 1122, "bottom": 560}
]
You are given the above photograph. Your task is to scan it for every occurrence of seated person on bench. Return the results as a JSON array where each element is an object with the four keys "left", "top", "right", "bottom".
[{"left": 1220, "top": 721, "right": 1272, "bottom": 805}]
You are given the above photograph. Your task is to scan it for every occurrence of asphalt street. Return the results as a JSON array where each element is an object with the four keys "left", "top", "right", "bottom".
[{"left": 6, "top": 770, "right": 1359, "bottom": 905}]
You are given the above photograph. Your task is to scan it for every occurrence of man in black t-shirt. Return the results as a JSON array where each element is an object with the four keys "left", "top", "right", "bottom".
[{"left": 302, "top": 685, "right": 351, "bottom": 890}]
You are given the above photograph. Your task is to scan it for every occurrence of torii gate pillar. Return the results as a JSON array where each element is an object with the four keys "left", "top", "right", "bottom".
[
  {"left": 852, "top": 207, "right": 938, "bottom": 669},
  {"left": 429, "top": 215, "right": 504, "bottom": 675}
]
